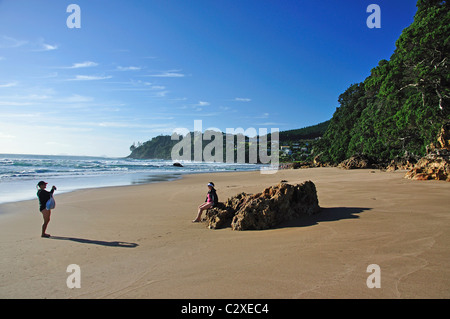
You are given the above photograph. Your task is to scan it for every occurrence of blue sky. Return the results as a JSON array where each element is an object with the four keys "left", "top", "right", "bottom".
[{"left": 0, "top": 0, "right": 418, "bottom": 157}]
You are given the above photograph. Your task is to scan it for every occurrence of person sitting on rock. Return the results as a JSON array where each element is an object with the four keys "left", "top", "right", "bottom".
[{"left": 193, "top": 182, "right": 218, "bottom": 222}]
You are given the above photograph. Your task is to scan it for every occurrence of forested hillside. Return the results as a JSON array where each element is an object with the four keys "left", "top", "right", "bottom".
[
  {"left": 314, "top": 0, "right": 449, "bottom": 164},
  {"left": 129, "top": 1, "right": 448, "bottom": 164},
  {"left": 278, "top": 121, "right": 329, "bottom": 142},
  {"left": 128, "top": 121, "right": 329, "bottom": 160}
]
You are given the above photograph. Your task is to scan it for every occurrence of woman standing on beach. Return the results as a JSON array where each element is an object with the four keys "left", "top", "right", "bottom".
[
  {"left": 36, "top": 181, "right": 56, "bottom": 238},
  {"left": 193, "top": 182, "right": 218, "bottom": 222}
]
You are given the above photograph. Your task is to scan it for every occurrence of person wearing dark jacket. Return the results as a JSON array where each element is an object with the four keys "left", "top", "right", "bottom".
[
  {"left": 193, "top": 182, "right": 218, "bottom": 223},
  {"left": 36, "top": 181, "right": 56, "bottom": 238}
]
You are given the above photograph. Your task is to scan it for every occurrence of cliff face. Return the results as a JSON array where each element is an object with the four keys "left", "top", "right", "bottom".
[{"left": 204, "top": 181, "right": 320, "bottom": 230}]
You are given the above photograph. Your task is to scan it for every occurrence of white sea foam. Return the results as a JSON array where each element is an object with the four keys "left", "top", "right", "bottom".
[{"left": 0, "top": 154, "right": 262, "bottom": 205}]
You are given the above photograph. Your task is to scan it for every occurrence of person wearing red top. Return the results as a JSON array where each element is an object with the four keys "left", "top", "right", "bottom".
[{"left": 193, "top": 182, "right": 218, "bottom": 223}]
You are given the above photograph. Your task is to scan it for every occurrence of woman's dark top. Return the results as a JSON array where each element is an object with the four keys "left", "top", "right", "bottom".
[
  {"left": 205, "top": 188, "right": 218, "bottom": 207},
  {"left": 37, "top": 188, "right": 54, "bottom": 212}
]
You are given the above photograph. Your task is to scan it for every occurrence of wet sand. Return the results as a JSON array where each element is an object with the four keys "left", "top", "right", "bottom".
[{"left": 0, "top": 167, "right": 449, "bottom": 298}]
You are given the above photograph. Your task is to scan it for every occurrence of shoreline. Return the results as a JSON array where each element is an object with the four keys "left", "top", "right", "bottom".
[
  {"left": 0, "top": 166, "right": 264, "bottom": 206},
  {"left": 0, "top": 168, "right": 264, "bottom": 216},
  {"left": 1, "top": 167, "right": 449, "bottom": 298},
  {"left": 0, "top": 170, "right": 211, "bottom": 214},
  {"left": 0, "top": 153, "right": 266, "bottom": 205}
]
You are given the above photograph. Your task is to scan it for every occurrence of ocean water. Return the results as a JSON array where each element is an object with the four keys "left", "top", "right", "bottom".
[{"left": 0, "top": 154, "right": 262, "bottom": 205}]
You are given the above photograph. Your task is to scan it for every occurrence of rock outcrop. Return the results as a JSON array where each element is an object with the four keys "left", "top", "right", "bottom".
[
  {"left": 405, "top": 123, "right": 450, "bottom": 182},
  {"left": 279, "top": 162, "right": 314, "bottom": 170},
  {"left": 313, "top": 152, "right": 333, "bottom": 167},
  {"left": 405, "top": 149, "right": 450, "bottom": 181},
  {"left": 386, "top": 152, "right": 419, "bottom": 172},
  {"left": 338, "top": 154, "right": 377, "bottom": 170},
  {"left": 436, "top": 122, "right": 450, "bottom": 151},
  {"left": 204, "top": 181, "right": 320, "bottom": 230}
]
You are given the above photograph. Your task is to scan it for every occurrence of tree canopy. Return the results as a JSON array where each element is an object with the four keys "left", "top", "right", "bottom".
[{"left": 314, "top": 0, "right": 449, "bottom": 164}]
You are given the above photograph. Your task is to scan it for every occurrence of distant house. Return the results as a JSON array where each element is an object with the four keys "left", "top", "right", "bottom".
[{"left": 280, "top": 146, "right": 292, "bottom": 155}]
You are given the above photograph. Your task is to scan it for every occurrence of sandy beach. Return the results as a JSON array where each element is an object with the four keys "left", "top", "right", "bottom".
[{"left": 0, "top": 167, "right": 449, "bottom": 299}]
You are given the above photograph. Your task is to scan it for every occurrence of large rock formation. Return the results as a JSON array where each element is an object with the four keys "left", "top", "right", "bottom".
[
  {"left": 405, "top": 152, "right": 450, "bottom": 181},
  {"left": 386, "top": 152, "right": 419, "bottom": 172},
  {"left": 405, "top": 123, "right": 450, "bottom": 182},
  {"left": 204, "top": 181, "right": 320, "bottom": 230},
  {"left": 338, "top": 154, "right": 377, "bottom": 170}
]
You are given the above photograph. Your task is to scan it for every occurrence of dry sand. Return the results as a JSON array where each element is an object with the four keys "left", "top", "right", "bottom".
[{"left": 0, "top": 167, "right": 449, "bottom": 299}]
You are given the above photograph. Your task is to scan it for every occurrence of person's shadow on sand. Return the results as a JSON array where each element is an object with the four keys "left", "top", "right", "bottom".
[
  {"left": 276, "top": 207, "right": 371, "bottom": 229},
  {"left": 50, "top": 236, "right": 139, "bottom": 248}
]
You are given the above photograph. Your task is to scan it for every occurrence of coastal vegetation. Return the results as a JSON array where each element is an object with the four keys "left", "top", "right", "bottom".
[
  {"left": 129, "top": 0, "right": 449, "bottom": 167},
  {"left": 314, "top": 0, "right": 449, "bottom": 165},
  {"left": 128, "top": 121, "right": 329, "bottom": 162}
]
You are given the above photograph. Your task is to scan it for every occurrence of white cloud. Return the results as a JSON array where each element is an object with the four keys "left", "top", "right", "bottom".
[
  {"left": 41, "top": 43, "right": 58, "bottom": 51},
  {"left": 147, "top": 70, "right": 185, "bottom": 78},
  {"left": 0, "top": 92, "right": 51, "bottom": 107},
  {"left": 37, "top": 72, "right": 58, "bottom": 79},
  {"left": 0, "top": 36, "right": 27, "bottom": 48},
  {"left": 197, "top": 101, "right": 210, "bottom": 106},
  {"left": 235, "top": 98, "right": 252, "bottom": 102},
  {"left": 0, "top": 132, "right": 15, "bottom": 139},
  {"left": 66, "top": 61, "right": 98, "bottom": 69},
  {"left": 57, "top": 94, "right": 94, "bottom": 103},
  {"left": 0, "top": 112, "right": 40, "bottom": 120},
  {"left": 250, "top": 112, "right": 270, "bottom": 119},
  {"left": 97, "top": 122, "right": 174, "bottom": 129},
  {"left": 0, "top": 101, "right": 33, "bottom": 106},
  {"left": 32, "top": 38, "right": 58, "bottom": 51},
  {"left": 154, "top": 90, "right": 169, "bottom": 97},
  {"left": 0, "top": 81, "right": 18, "bottom": 88},
  {"left": 116, "top": 66, "right": 141, "bottom": 71},
  {"left": 149, "top": 85, "right": 166, "bottom": 90},
  {"left": 0, "top": 36, "right": 57, "bottom": 51},
  {"left": 69, "top": 75, "right": 112, "bottom": 81},
  {"left": 254, "top": 122, "right": 285, "bottom": 126},
  {"left": 21, "top": 94, "right": 50, "bottom": 100},
  {"left": 45, "top": 141, "right": 70, "bottom": 147},
  {"left": 98, "top": 122, "right": 134, "bottom": 128}
]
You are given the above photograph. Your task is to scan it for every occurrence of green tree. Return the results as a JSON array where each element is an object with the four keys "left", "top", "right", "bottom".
[{"left": 314, "top": 0, "right": 449, "bottom": 165}]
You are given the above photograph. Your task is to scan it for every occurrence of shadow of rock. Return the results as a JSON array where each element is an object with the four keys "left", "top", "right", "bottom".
[
  {"left": 275, "top": 207, "right": 371, "bottom": 229},
  {"left": 50, "top": 236, "right": 139, "bottom": 248}
]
